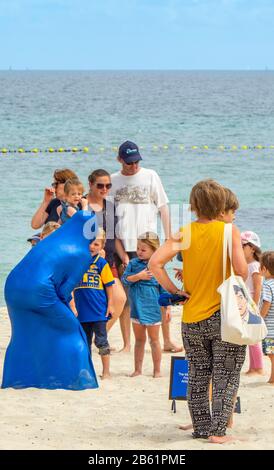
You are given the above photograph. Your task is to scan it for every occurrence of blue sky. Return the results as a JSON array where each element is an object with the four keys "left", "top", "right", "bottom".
[{"left": 0, "top": 0, "right": 273, "bottom": 69}]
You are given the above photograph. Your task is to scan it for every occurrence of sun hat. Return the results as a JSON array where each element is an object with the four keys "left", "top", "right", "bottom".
[
  {"left": 27, "top": 233, "right": 41, "bottom": 243},
  {"left": 240, "top": 231, "right": 261, "bottom": 249}
]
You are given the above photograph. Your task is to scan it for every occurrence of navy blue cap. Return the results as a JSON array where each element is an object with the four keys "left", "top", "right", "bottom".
[{"left": 118, "top": 141, "right": 142, "bottom": 163}]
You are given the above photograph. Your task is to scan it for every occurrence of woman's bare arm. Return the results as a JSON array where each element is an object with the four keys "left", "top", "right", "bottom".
[{"left": 231, "top": 225, "right": 248, "bottom": 280}]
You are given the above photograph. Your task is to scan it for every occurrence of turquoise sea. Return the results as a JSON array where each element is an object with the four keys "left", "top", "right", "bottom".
[{"left": 1, "top": 70, "right": 274, "bottom": 306}]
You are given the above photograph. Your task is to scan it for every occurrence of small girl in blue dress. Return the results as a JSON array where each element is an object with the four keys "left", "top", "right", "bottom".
[{"left": 122, "top": 232, "right": 168, "bottom": 378}]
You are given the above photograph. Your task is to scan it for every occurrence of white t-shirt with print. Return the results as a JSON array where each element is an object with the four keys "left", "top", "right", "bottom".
[{"left": 110, "top": 167, "right": 169, "bottom": 252}]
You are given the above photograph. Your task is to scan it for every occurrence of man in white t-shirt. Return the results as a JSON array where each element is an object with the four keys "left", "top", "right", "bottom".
[{"left": 110, "top": 140, "right": 182, "bottom": 353}]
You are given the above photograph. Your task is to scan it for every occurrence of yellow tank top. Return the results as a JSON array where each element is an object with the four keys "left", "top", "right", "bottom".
[{"left": 180, "top": 220, "right": 229, "bottom": 323}]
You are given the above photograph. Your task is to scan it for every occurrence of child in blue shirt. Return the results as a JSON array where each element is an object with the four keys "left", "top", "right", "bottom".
[
  {"left": 73, "top": 228, "right": 114, "bottom": 379},
  {"left": 122, "top": 232, "right": 168, "bottom": 378}
]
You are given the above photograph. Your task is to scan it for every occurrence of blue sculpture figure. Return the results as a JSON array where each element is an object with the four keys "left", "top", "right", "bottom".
[{"left": 2, "top": 210, "right": 99, "bottom": 390}]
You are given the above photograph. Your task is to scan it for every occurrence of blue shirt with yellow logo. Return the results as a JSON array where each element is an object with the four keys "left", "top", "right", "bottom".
[{"left": 74, "top": 255, "right": 115, "bottom": 323}]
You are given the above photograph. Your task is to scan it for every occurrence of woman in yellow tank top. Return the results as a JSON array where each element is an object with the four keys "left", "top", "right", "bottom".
[{"left": 149, "top": 179, "right": 247, "bottom": 444}]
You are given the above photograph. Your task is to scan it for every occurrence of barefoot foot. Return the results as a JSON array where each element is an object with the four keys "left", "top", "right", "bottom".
[
  {"left": 245, "top": 369, "right": 265, "bottom": 376},
  {"left": 118, "top": 346, "right": 131, "bottom": 353},
  {"left": 130, "top": 371, "right": 142, "bottom": 377},
  {"left": 101, "top": 373, "right": 111, "bottom": 380},
  {"left": 179, "top": 424, "right": 193, "bottom": 431},
  {"left": 163, "top": 343, "right": 183, "bottom": 353},
  {"left": 208, "top": 435, "right": 245, "bottom": 444},
  {"left": 153, "top": 372, "right": 162, "bottom": 378}
]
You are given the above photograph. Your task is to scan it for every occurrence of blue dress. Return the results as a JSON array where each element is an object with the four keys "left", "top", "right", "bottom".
[
  {"left": 2, "top": 211, "right": 99, "bottom": 390},
  {"left": 122, "top": 258, "right": 166, "bottom": 324},
  {"left": 60, "top": 201, "right": 79, "bottom": 224}
]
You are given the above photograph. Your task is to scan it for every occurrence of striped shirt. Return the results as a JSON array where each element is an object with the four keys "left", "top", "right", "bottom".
[{"left": 261, "top": 278, "right": 274, "bottom": 339}]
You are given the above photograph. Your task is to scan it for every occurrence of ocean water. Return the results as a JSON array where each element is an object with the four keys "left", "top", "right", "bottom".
[{"left": 1, "top": 70, "right": 274, "bottom": 306}]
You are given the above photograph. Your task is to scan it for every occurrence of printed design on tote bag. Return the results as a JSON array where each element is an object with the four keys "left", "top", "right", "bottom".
[{"left": 233, "top": 285, "right": 262, "bottom": 325}]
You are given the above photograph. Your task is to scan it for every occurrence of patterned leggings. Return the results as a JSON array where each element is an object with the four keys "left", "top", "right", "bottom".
[{"left": 182, "top": 311, "right": 246, "bottom": 438}]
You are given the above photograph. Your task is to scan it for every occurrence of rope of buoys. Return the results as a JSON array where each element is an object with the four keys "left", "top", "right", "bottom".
[{"left": 1, "top": 144, "right": 274, "bottom": 154}]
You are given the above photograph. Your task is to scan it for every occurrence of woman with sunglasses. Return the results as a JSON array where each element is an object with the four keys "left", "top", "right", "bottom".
[
  {"left": 31, "top": 168, "right": 78, "bottom": 229},
  {"left": 86, "top": 169, "right": 127, "bottom": 335}
]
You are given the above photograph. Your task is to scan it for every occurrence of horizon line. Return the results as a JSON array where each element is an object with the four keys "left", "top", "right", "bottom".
[{"left": 0, "top": 68, "right": 273, "bottom": 72}]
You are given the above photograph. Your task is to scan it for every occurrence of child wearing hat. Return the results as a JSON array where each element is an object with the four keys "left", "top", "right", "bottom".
[
  {"left": 27, "top": 233, "right": 41, "bottom": 247},
  {"left": 241, "top": 230, "right": 264, "bottom": 375}
]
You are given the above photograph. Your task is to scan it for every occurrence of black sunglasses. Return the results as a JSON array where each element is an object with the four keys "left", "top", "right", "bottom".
[
  {"left": 96, "top": 183, "right": 112, "bottom": 190},
  {"left": 52, "top": 181, "right": 65, "bottom": 188}
]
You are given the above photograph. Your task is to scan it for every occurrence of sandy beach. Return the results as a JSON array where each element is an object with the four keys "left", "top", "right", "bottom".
[{"left": 0, "top": 305, "right": 273, "bottom": 450}]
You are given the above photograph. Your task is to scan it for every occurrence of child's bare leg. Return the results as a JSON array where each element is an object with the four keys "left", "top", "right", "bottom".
[
  {"left": 268, "top": 355, "right": 274, "bottom": 384},
  {"left": 106, "top": 279, "right": 126, "bottom": 333},
  {"left": 147, "top": 325, "right": 162, "bottom": 377},
  {"left": 101, "top": 354, "right": 111, "bottom": 379},
  {"left": 130, "top": 323, "right": 146, "bottom": 377}
]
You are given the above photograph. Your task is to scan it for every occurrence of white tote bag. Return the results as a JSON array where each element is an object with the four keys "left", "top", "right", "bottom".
[{"left": 217, "top": 223, "right": 267, "bottom": 345}]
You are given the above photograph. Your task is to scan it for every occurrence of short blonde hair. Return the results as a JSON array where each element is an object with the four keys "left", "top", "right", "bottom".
[
  {"left": 190, "top": 179, "right": 226, "bottom": 219},
  {"left": 41, "top": 221, "right": 60, "bottom": 238},
  {"left": 64, "top": 178, "right": 84, "bottom": 195},
  {"left": 138, "top": 232, "right": 160, "bottom": 252},
  {"left": 95, "top": 227, "right": 106, "bottom": 247}
]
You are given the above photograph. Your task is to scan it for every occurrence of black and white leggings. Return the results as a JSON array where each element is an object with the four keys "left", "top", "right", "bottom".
[{"left": 182, "top": 311, "right": 246, "bottom": 438}]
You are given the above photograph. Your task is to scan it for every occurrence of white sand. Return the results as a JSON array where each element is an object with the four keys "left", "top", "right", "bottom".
[{"left": 0, "top": 306, "right": 274, "bottom": 450}]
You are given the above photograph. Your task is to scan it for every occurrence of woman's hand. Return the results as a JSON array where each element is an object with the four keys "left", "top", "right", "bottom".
[
  {"left": 43, "top": 187, "right": 55, "bottom": 205},
  {"left": 122, "top": 253, "right": 130, "bottom": 267},
  {"left": 173, "top": 290, "right": 190, "bottom": 304}
]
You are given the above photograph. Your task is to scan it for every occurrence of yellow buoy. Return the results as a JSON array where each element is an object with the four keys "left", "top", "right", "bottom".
[
  {"left": 203, "top": 145, "right": 209, "bottom": 150},
  {"left": 219, "top": 145, "right": 225, "bottom": 151},
  {"left": 1, "top": 148, "right": 8, "bottom": 153},
  {"left": 112, "top": 146, "right": 118, "bottom": 152},
  {"left": 179, "top": 145, "right": 184, "bottom": 151},
  {"left": 242, "top": 145, "right": 248, "bottom": 150},
  {"left": 83, "top": 147, "right": 89, "bottom": 153},
  {"left": 48, "top": 148, "right": 55, "bottom": 153},
  {"left": 192, "top": 146, "right": 198, "bottom": 150},
  {"left": 99, "top": 147, "right": 105, "bottom": 152},
  {"left": 231, "top": 145, "right": 238, "bottom": 151},
  {"left": 32, "top": 148, "right": 39, "bottom": 153},
  {"left": 72, "top": 147, "right": 78, "bottom": 152},
  {"left": 255, "top": 145, "right": 263, "bottom": 149},
  {"left": 163, "top": 145, "right": 169, "bottom": 150},
  {"left": 152, "top": 145, "right": 158, "bottom": 151},
  {"left": 18, "top": 148, "right": 24, "bottom": 153},
  {"left": 58, "top": 148, "right": 64, "bottom": 152}
]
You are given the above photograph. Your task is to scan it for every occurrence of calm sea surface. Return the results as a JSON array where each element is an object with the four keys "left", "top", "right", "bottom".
[{"left": 1, "top": 71, "right": 274, "bottom": 306}]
